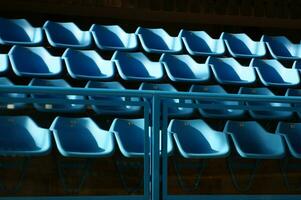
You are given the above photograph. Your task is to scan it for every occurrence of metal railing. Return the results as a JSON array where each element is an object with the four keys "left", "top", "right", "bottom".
[{"left": 1, "top": 85, "right": 301, "bottom": 200}]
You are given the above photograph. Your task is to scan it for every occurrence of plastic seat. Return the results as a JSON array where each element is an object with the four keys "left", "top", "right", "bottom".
[
  {"left": 43, "top": 21, "right": 92, "bottom": 48},
  {"left": 159, "top": 53, "right": 210, "bottom": 82},
  {"left": 251, "top": 58, "right": 300, "bottom": 87},
  {"left": 86, "top": 81, "right": 140, "bottom": 115},
  {"left": 29, "top": 79, "right": 85, "bottom": 113},
  {"left": 8, "top": 46, "right": 62, "bottom": 78},
  {"left": 190, "top": 85, "right": 244, "bottom": 118},
  {"left": 0, "top": 18, "right": 43, "bottom": 45},
  {"left": 50, "top": 117, "right": 114, "bottom": 157},
  {"left": 0, "top": 78, "right": 26, "bottom": 110},
  {"left": 63, "top": 49, "right": 115, "bottom": 80},
  {"left": 0, "top": 54, "right": 9, "bottom": 74},
  {"left": 208, "top": 57, "right": 256, "bottom": 85},
  {"left": 112, "top": 51, "right": 164, "bottom": 81},
  {"left": 224, "top": 121, "right": 285, "bottom": 159},
  {"left": 276, "top": 122, "right": 301, "bottom": 158},
  {"left": 286, "top": 88, "right": 301, "bottom": 118},
  {"left": 179, "top": 30, "right": 225, "bottom": 56},
  {"left": 139, "top": 83, "right": 193, "bottom": 117},
  {"left": 169, "top": 119, "right": 230, "bottom": 159},
  {"left": 239, "top": 87, "right": 292, "bottom": 120},
  {"left": 261, "top": 35, "right": 301, "bottom": 60},
  {"left": 110, "top": 118, "right": 173, "bottom": 158},
  {"left": 0, "top": 116, "right": 51, "bottom": 156},
  {"left": 221, "top": 32, "right": 266, "bottom": 58},
  {"left": 135, "top": 27, "right": 182, "bottom": 53},
  {"left": 90, "top": 24, "right": 138, "bottom": 51}
]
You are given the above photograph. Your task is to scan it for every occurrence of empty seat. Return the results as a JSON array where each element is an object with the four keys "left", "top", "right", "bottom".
[
  {"left": 0, "top": 78, "right": 26, "bottom": 110},
  {"left": 135, "top": 27, "right": 182, "bottom": 53},
  {"left": 262, "top": 35, "right": 301, "bottom": 60},
  {"left": 159, "top": 53, "right": 210, "bottom": 82},
  {"left": 221, "top": 33, "right": 266, "bottom": 58},
  {"left": 86, "top": 81, "right": 141, "bottom": 115},
  {"left": 251, "top": 58, "right": 300, "bottom": 87},
  {"left": 112, "top": 51, "right": 164, "bottom": 81},
  {"left": 110, "top": 118, "right": 173, "bottom": 158},
  {"left": 239, "top": 87, "right": 292, "bottom": 120},
  {"left": 50, "top": 117, "right": 114, "bottom": 157},
  {"left": 179, "top": 30, "right": 225, "bottom": 56},
  {"left": 286, "top": 88, "right": 301, "bottom": 118},
  {"left": 0, "top": 18, "right": 43, "bottom": 45},
  {"left": 0, "top": 54, "right": 9, "bottom": 74},
  {"left": 0, "top": 116, "right": 51, "bottom": 156},
  {"left": 224, "top": 121, "right": 285, "bottom": 159},
  {"left": 169, "top": 119, "right": 230, "bottom": 158},
  {"left": 8, "top": 46, "right": 62, "bottom": 78},
  {"left": 208, "top": 57, "right": 256, "bottom": 85},
  {"left": 29, "top": 79, "right": 85, "bottom": 113},
  {"left": 63, "top": 48, "right": 115, "bottom": 80},
  {"left": 91, "top": 24, "right": 138, "bottom": 51},
  {"left": 276, "top": 122, "right": 301, "bottom": 158},
  {"left": 190, "top": 85, "right": 244, "bottom": 118},
  {"left": 139, "top": 83, "right": 194, "bottom": 117},
  {"left": 43, "top": 21, "right": 92, "bottom": 48}
]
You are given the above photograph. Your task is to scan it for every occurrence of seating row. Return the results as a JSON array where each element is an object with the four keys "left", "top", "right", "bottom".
[
  {"left": 0, "top": 18, "right": 301, "bottom": 58},
  {"left": 0, "top": 116, "right": 299, "bottom": 160},
  {"left": 1, "top": 47, "right": 301, "bottom": 87},
  {"left": 0, "top": 79, "right": 300, "bottom": 119}
]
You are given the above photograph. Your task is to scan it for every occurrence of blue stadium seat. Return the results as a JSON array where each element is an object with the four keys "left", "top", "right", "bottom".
[
  {"left": 275, "top": 122, "right": 301, "bottom": 191},
  {"left": 139, "top": 83, "right": 194, "bottom": 117},
  {"left": 221, "top": 32, "right": 266, "bottom": 58},
  {"left": 0, "top": 54, "right": 9, "bottom": 74},
  {"left": 159, "top": 53, "right": 210, "bottom": 82},
  {"left": 0, "top": 116, "right": 51, "bottom": 156},
  {"left": 50, "top": 117, "right": 114, "bottom": 157},
  {"left": 179, "top": 30, "right": 225, "bottom": 56},
  {"left": 239, "top": 87, "right": 292, "bottom": 120},
  {"left": 0, "top": 77, "right": 26, "bottom": 110},
  {"left": 110, "top": 118, "right": 173, "bottom": 158},
  {"left": 63, "top": 48, "right": 115, "bottom": 80},
  {"left": 112, "top": 51, "right": 164, "bottom": 81},
  {"left": 168, "top": 119, "right": 230, "bottom": 159},
  {"left": 0, "top": 18, "right": 43, "bottom": 45},
  {"left": 190, "top": 85, "right": 245, "bottom": 118},
  {"left": 29, "top": 79, "right": 85, "bottom": 113},
  {"left": 43, "top": 21, "right": 92, "bottom": 48},
  {"left": 135, "top": 27, "right": 182, "bottom": 53},
  {"left": 224, "top": 121, "right": 285, "bottom": 159},
  {"left": 208, "top": 57, "right": 256, "bottom": 85},
  {"left": 86, "top": 81, "right": 141, "bottom": 115},
  {"left": 261, "top": 35, "right": 301, "bottom": 60},
  {"left": 8, "top": 46, "right": 62, "bottom": 78},
  {"left": 286, "top": 88, "right": 301, "bottom": 118},
  {"left": 90, "top": 24, "right": 138, "bottom": 51},
  {"left": 251, "top": 58, "right": 300, "bottom": 87},
  {"left": 276, "top": 122, "right": 301, "bottom": 158}
]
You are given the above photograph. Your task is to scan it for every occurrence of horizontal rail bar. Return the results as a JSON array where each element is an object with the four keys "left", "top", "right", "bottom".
[
  {"left": 168, "top": 195, "right": 301, "bottom": 200},
  {"left": 164, "top": 102, "right": 301, "bottom": 112},
  {"left": 1, "top": 86, "right": 301, "bottom": 103},
  {"left": 0, "top": 97, "right": 146, "bottom": 107},
  {"left": 0, "top": 86, "right": 155, "bottom": 97},
  {"left": 0, "top": 195, "right": 144, "bottom": 200}
]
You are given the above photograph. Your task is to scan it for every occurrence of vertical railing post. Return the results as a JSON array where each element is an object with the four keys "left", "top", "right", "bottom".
[
  {"left": 152, "top": 95, "right": 160, "bottom": 200},
  {"left": 144, "top": 101, "right": 151, "bottom": 200},
  {"left": 162, "top": 101, "right": 168, "bottom": 200}
]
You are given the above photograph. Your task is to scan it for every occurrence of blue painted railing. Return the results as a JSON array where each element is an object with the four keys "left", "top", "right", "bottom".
[{"left": 1, "top": 85, "right": 301, "bottom": 200}]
